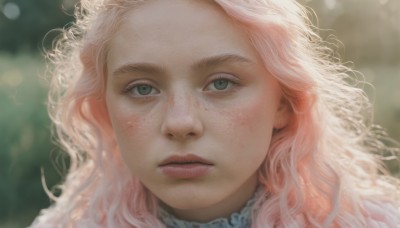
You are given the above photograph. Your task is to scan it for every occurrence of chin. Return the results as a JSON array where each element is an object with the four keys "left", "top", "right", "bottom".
[
  {"left": 164, "top": 199, "right": 210, "bottom": 210},
  {"left": 155, "top": 185, "right": 218, "bottom": 210},
  {"left": 162, "top": 194, "right": 211, "bottom": 210}
]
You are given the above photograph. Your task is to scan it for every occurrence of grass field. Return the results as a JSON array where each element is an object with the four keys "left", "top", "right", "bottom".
[{"left": 0, "top": 53, "right": 399, "bottom": 227}]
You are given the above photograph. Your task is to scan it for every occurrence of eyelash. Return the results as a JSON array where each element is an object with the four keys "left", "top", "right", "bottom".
[
  {"left": 204, "top": 73, "right": 240, "bottom": 93},
  {"left": 122, "top": 73, "right": 240, "bottom": 97},
  {"left": 123, "top": 81, "right": 160, "bottom": 97}
]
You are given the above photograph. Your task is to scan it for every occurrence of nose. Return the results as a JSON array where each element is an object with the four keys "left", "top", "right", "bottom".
[{"left": 161, "top": 92, "right": 203, "bottom": 140}]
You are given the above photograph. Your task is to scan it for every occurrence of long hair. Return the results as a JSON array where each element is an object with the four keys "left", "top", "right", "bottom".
[{"left": 31, "top": 0, "right": 400, "bottom": 227}]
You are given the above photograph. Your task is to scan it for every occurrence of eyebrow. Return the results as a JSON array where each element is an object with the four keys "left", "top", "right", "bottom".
[
  {"left": 112, "top": 62, "right": 165, "bottom": 77},
  {"left": 192, "top": 53, "right": 255, "bottom": 70},
  {"left": 111, "top": 54, "right": 255, "bottom": 77}
]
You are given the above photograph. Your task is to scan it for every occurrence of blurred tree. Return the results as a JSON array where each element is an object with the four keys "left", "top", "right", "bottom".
[
  {"left": 0, "top": 0, "right": 76, "bottom": 53},
  {"left": 0, "top": 54, "right": 64, "bottom": 227},
  {"left": 303, "top": 0, "right": 400, "bottom": 64}
]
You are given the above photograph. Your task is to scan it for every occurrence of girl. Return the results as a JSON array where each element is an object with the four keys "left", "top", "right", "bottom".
[{"left": 31, "top": 0, "right": 400, "bottom": 227}]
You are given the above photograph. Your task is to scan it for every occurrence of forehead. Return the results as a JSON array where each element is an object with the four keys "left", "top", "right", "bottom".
[
  {"left": 122, "top": 0, "right": 222, "bottom": 32},
  {"left": 107, "top": 0, "right": 260, "bottom": 68}
]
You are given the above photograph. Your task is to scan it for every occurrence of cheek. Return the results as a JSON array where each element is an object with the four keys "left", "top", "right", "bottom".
[
  {"left": 106, "top": 97, "right": 149, "bottom": 149},
  {"left": 106, "top": 103, "right": 155, "bottom": 171},
  {"left": 115, "top": 115, "right": 141, "bottom": 139},
  {"left": 216, "top": 94, "right": 279, "bottom": 154},
  {"left": 223, "top": 98, "right": 277, "bottom": 133},
  {"left": 108, "top": 105, "right": 140, "bottom": 137}
]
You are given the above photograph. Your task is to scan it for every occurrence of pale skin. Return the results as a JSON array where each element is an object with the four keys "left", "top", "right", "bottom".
[{"left": 106, "top": 0, "right": 288, "bottom": 222}]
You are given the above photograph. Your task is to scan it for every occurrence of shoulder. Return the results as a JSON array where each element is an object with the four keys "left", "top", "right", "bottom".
[{"left": 363, "top": 200, "right": 400, "bottom": 228}]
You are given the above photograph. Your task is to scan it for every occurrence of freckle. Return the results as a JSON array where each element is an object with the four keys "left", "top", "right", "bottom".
[
  {"left": 200, "top": 101, "right": 209, "bottom": 111},
  {"left": 124, "top": 119, "right": 139, "bottom": 132}
]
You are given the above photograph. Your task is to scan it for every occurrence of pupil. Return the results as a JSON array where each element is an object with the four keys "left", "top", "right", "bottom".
[
  {"left": 137, "top": 85, "right": 152, "bottom": 95},
  {"left": 214, "top": 79, "right": 228, "bottom": 90}
]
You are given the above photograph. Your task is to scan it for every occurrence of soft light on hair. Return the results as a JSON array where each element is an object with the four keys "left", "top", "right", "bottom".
[{"left": 31, "top": 0, "right": 400, "bottom": 227}]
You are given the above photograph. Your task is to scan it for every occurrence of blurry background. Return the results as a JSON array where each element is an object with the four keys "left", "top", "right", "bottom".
[{"left": 0, "top": 0, "right": 399, "bottom": 227}]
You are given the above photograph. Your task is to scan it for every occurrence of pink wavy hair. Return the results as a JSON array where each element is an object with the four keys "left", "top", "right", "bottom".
[{"left": 31, "top": 0, "right": 400, "bottom": 227}]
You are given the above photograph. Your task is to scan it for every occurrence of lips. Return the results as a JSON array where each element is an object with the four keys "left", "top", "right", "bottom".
[
  {"left": 159, "top": 154, "right": 213, "bottom": 166},
  {"left": 159, "top": 154, "right": 213, "bottom": 179}
]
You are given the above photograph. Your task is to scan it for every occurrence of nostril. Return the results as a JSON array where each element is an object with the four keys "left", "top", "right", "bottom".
[{"left": 166, "top": 131, "right": 197, "bottom": 140}]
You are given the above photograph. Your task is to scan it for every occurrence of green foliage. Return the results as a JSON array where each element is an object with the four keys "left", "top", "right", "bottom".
[
  {"left": 0, "top": 0, "right": 75, "bottom": 53},
  {"left": 0, "top": 53, "right": 63, "bottom": 227}
]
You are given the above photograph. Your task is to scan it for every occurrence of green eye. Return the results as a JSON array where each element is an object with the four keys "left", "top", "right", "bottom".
[
  {"left": 212, "top": 79, "right": 230, "bottom": 90},
  {"left": 127, "top": 84, "right": 158, "bottom": 96},
  {"left": 205, "top": 74, "right": 239, "bottom": 93},
  {"left": 135, "top": 84, "right": 153, "bottom": 95}
]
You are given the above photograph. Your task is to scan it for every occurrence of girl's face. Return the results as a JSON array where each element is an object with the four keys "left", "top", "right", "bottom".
[{"left": 106, "top": 0, "right": 287, "bottom": 221}]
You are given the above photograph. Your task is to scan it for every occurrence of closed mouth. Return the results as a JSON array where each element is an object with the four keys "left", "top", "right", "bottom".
[{"left": 159, "top": 154, "right": 213, "bottom": 167}]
